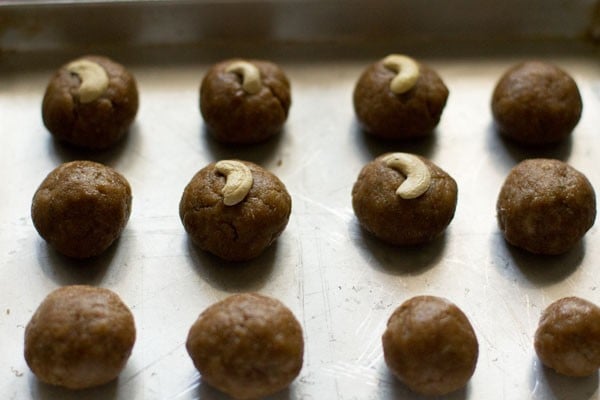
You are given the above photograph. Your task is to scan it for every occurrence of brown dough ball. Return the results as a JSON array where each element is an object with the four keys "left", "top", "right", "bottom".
[
  {"left": 186, "top": 293, "right": 304, "bottom": 399},
  {"left": 382, "top": 296, "right": 479, "bottom": 396},
  {"left": 535, "top": 297, "right": 600, "bottom": 376},
  {"left": 42, "top": 55, "right": 139, "bottom": 150},
  {"left": 352, "top": 153, "right": 457, "bottom": 245},
  {"left": 179, "top": 160, "right": 291, "bottom": 261},
  {"left": 497, "top": 159, "right": 595, "bottom": 255},
  {"left": 24, "top": 285, "right": 136, "bottom": 389},
  {"left": 353, "top": 56, "right": 449, "bottom": 140},
  {"left": 31, "top": 160, "right": 132, "bottom": 259},
  {"left": 200, "top": 59, "right": 291, "bottom": 144},
  {"left": 491, "top": 61, "right": 582, "bottom": 145}
]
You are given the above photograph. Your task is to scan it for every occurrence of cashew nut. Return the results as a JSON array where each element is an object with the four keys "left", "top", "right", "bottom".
[
  {"left": 382, "top": 54, "right": 420, "bottom": 94},
  {"left": 215, "top": 160, "right": 254, "bottom": 206},
  {"left": 225, "top": 61, "right": 262, "bottom": 95},
  {"left": 66, "top": 59, "right": 109, "bottom": 103},
  {"left": 382, "top": 153, "right": 431, "bottom": 199}
]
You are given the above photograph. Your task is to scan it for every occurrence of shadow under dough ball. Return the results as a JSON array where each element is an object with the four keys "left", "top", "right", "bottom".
[
  {"left": 186, "top": 293, "right": 304, "bottom": 400},
  {"left": 491, "top": 61, "right": 582, "bottom": 145},
  {"left": 179, "top": 160, "right": 291, "bottom": 261},
  {"left": 31, "top": 160, "right": 132, "bottom": 259},
  {"left": 535, "top": 297, "right": 600, "bottom": 377},
  {"left": 200, "top": 59, "right": 291, "bottom": 144},
  {"left": 496, "top": 159, "right": 595, "bottom": 255},
  {"left": 353, "top": 54, "right": 449, "bottom": 140},
  {"left": 382, "top": 296, "right": 479, "bottom": 396},
  {"left": 24, "top": 285, "right": 136, "bottom": 390},
  {"left": 42, "top": 55, "right": 139, "bottom": 150},
  {"left": 352, "top": 152, "right": 457, "bottom": 245}
]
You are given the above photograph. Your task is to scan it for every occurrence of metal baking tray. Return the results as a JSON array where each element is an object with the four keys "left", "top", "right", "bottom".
[{"left": 2, "top": 1, "right": 600, "bottom": 399}]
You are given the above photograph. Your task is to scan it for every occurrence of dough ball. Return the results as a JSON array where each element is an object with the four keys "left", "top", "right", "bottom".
[
  {"left": 179, "top": 160, "right": 291, "bottom": 261},
  {"left": 535, "top": 296, "right": 600, "bottom": 376},
  {"left": 42, "top": 55, "right": 139, "bottom": 150},
  {"left": 497, "top": 159, "right": 595, "bottom": 255},
  {"left": 491, "top": 61, "right": 582, "bottom": 145},
  {"left": 31, "top": 160, "right": 132, "bottom": 259},
  {"left": 353, "top": 55, "right": 449, "bottom": 140},
  {"left": 186, "top": 293, "right": 304, "bottom": 399},
  {"left": 382, "top": 296, "right": 479, "bottom": 396},
  {"left": 200, "top": 59, "right": 291, "bottom": 144},
  {"left": 352, "top": 153, "right": 457, "bottom": 245},
  {"left": 24, "top": 285, "right": 136, "bottom": 389}
]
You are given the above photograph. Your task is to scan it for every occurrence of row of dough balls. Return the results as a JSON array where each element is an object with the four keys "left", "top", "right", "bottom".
[
  {"left": 30, "top": 154, "right": 595, "bottom": 261},
  {"left": 40, "top": 54, "right": 582, "bottom": 149},
  {"left": 24, "top": 286, "right": 600, "bottom": 397}
]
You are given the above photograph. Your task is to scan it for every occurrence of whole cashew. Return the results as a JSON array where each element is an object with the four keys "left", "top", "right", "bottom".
[
  {"left": 225, "top": 61, "right": 262, "bottom": 95},
  {"left": 66, "top": 59, "right": 109, "bottom": 103},
  {"left": 382, "top": 153, "right": 431, "bottom": 199},
  {"left": 382, "top": 54, "right": 420, "bottom": 94},
  {"left": 215, "top": 160, "right": 254, "bottom": 206}
]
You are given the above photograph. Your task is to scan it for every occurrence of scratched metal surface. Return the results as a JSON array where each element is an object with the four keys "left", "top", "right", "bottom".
[{"left": 2, "top": 2, "right": 600, "bottom": 400}]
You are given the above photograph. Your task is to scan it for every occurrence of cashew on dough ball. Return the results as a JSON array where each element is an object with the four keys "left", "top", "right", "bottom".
[
  {"left": 31, "top": 160, "right": 132, "bottom": 259},
  {"left": 24, "top": 285, "right": 136, "bottom": 389},
  {"left": 382, "top": 296, "right": 479, "bottom": 396},
  {"left": 186, "top": 293, "right": 304, "bottom": 399},
  {"left": 535, "top": 297, "right": 600, "bottom": 377},
  {"left": 42, "top": 55, "right": 139, "bottom": 150},
  {"left": 200, "top": 58, "right": 291, "bottom": 144},
  {"left": 179, "top": 160, "right": 291, "bottom": 261},
  {"left": 352, "top": 153, "right": 457, "bottom": 245},
  {"left": 353, "top": 54, "right": 449, "bottom": 140}
]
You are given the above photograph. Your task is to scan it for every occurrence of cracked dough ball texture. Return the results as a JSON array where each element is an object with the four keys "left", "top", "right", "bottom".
[
  {"left": 31, "top": 160, "right": 132, "bottom": 259},
  {"left": 491, "top": 61, "right": 582, "bottom": 145},
  {"left": 179, "top": 160, "right": 291, "bottom": 261},
  {"left": 200, "top": 59, "right": 291, "bottom": 144},
  {"left": 24, "top": 285, "right": 136, "bottom": 390},
  {"left": 186, "top": 293, "right": 304, "bottom": 400},
  {"left": 497, "top": 159, "right": 595, "bottom": 255},
  {"left": 382, "top": 296, "right": 479, "bottom": 396},
  {"left": 353, "top": 58, "right": 449, "bottom": 140},
  {"left": 352, "top": 154, "right": 457, "bottom": 245},
  {"left": 535, "top": 297, "right": 600, "bottom": 377},
  {"left": 42, "top": 55, "right": 139, "bottom": 150}
]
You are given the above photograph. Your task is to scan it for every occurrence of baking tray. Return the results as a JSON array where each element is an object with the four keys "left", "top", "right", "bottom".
[{"left": 2, "top": 1, "right": 600, "bottom": 399}]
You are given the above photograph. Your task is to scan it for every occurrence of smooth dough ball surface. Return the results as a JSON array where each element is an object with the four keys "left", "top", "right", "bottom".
[
  {"left": 535, "top": 296, "right": 600, "bottom": 377},
  {"left": 491, "top": 61, "right": 582, "bottom": 145},
  {"left": 24, "top": 285, "right": 136, "bottom": 389},
  {"left": 186, "top": 293, "right": 304, "bottom": 399},
  {"left": 31, "top": 160, "right": 132, "bottom": 259},
  {"left": 497, "top": 158, "right": 595, "bottom": 255},
  {"left": 382, "top": 296, "right": 478, "bottom": 396}
]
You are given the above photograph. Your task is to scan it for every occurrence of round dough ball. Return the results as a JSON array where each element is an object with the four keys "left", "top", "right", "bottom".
[
  {"left": 382, "top": 296, "right": 479, "bottom": 396},
  {"left": 200, "top": 59, "right": 291, "bottom": 144},
  {"left": 353, "top": 55, "right": 449, "bottom": 140},
  {"left": 179, "top": 160, "right": 291, "bottom": 261},
  {"left": 352, "top": 153, "right": 457, "bottom": 245},
  {"left": 42, "top": 55, "right": 139, "bottom": 150},
  {"left": 31, "top": 160, "right": 132, "bottom": 259},
  {"left": 491, "top": 61, "right": 582, "bottom": 145},
  {"left": 497, "top": 159, "right": 595, "bottom": 255},
  {"left": 186, "top": 293, "right": 304, "bottom": 399},
  {"left": 24, "top": 285, "right": 136, "bottom": 389},
  {"left": 535, "top": 296, "right": 600, "bottom": 376}
]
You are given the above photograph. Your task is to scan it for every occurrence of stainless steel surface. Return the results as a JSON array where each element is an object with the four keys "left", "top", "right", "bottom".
[{"left": 2, "top": 2, "right": 600, "bottom": 400}]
